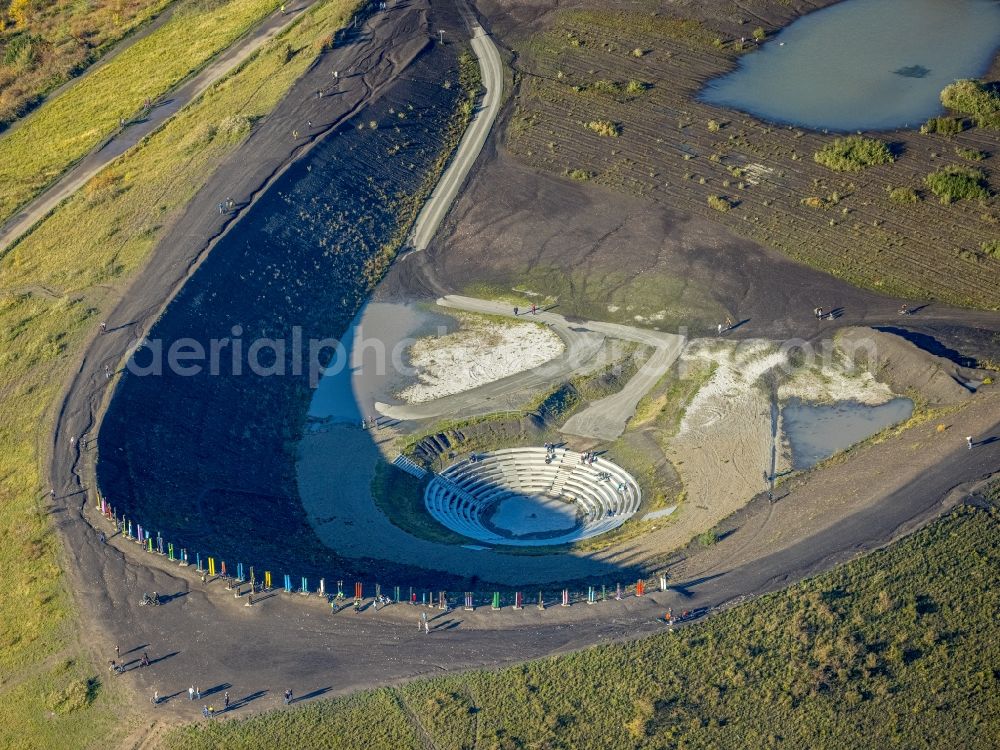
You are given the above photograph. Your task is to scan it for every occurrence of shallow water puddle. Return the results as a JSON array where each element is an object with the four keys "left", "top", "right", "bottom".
[{"left": 783, "top": 397, "right": 914, "bottom": 469}]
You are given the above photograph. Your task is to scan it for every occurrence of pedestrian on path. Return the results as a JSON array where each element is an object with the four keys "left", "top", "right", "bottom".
[
  {"left": 424, "top": 619, "right": 430, "bottom": 634},
  {"left": 218, "top": 202, "right": 225, "bottom": 215},
  {"left": 966, "top": 435, "right": 973, "bottom": 449},
  {"left": 717, "top": 323, "right": 722, "bottom": 335},
  {"left": 202, "top": 705, "right": 210, "bottom": 719},
  {"left": 196, "top": 686, "right": 201, "bottom": 700},
  {"left": 100, "top": 321, "right": 107, "bottom": 334},
  {"left": 98, "top": 531, "right": 106, "bottom": 544},
  {"left": 189, "top": 686, "right": 195, "bottom": 701},
  {"left": 333, "top": 70, "right": 339, "bottom": 79},
  {"left": 151, "top": 691, "right": 159, "bottom": 705},
  {"left": 280, "top": 3, "right": 286, "bottom": 13},
  {"left": 284, "top": 689, "right": 293, "bottom": 705},
  {"left": 224, "top": 692, "right": 230, "bottom": 710}
]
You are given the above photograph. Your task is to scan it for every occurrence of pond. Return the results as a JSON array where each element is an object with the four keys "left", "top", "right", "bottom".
[
  {"left": 783, "top": 397, "right": 914, "bottom": 469},
  {"left": 699, "top": 0, "right": 1000, "bottom": 131}
]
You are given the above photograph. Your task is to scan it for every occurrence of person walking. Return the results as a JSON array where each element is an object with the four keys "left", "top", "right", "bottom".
[
  {"left": 424, "top": 619, "right": 430, "bottom": 635},
  {"left": 189, "top": 685, "right": 195, "bottom": 701},
  {"left": 717, "top": 323, "right": 722, "bottom": 335},
  {"left": 196, "top": 686, "right": 201, "bottom": 700},
  {"left": 100, "top": 321, "right": 107, "bottom": 334},
  {"left": 966, "top": 435, "right": 973, "bottom": 450},
  {"left": 224, "top": 692, "right": 230, "bottom": 710},
  {"left": 202, "top": 705, "right": 210, "bottom": 719},
  {"left": 284, "top": 689, "right": 293, "bottom": 705},
  {"left": 151, "top": 691, "right": 159, "bottom": 705},
  {"left": 114, "top": 644, "right": 120, "bottom": 659}
]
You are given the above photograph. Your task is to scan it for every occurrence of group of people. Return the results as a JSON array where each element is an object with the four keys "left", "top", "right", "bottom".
[
  {"left": 579, "top": 451, "right": 598, "bottom": 465},
  {"left": 108, "top": 649, "right": 150, "bottom": 676}
]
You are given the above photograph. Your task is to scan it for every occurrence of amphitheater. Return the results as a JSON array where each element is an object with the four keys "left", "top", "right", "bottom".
[{"left": 424, "top": 447, "right": 642, "bottom": 546}]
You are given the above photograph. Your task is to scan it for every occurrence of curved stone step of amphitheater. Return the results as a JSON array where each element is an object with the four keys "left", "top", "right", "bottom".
[{"left": 424, "top": 447, "right": 642, "bottom": 546}]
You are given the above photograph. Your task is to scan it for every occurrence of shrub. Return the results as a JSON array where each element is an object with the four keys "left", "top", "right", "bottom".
[
  {"left": 888, "top": 186, "right": 919, "bottom": 204},
  {"left": 586, "top": 119, "right": 620, "bottom": 137},
  {"left": 752, "top": 26, "right": 766, "bottom": 41},
  {"left": 631, "top": 47, "right": 646, "bottom": 57},
  {"left": 568, "top": 168, "right": 592, "bottom": 181},
  {"left": 924, "top": 165, "right": 989, "bottom": 204},
  {"left": 814, "top": 136, "right": 894, "bottom": 171},
  {"left": 982, "top": 240, "right": 1000, "bottom": 258},
  {"left": 707, "top": 119, "right": 721, "bottom": 132},
  {"left": 707, "top": 195, "right": 731, "bottom": 211},
  {"left": 697, "top": 530, "right": 718, "bottom": 546},
  {"left": 920, "top": 116, "right": 966, "bottom": 135},
  {"left": 955, "top": 146, "right": 986, "bottom": 161},
  {"left": 625, "top": 79, "right": 650, "bottom": 95},
  {"left": 940, "top": 79, "right": 1000, "bottom": 129},
  {"left": 591, "top": 79, "right": 620, "bottom": 95}
]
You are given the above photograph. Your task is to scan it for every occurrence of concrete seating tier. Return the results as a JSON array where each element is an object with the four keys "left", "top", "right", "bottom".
[{"left": 424, "top": 447, "right": 641, "bottom": 546}]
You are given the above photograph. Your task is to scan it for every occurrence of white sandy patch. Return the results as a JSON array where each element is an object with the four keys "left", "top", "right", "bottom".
[
  {"left": 778, "top": 352, "right": 894, "bottom": 404},
  {"left": 398, "top": 316, "right": 564, "bottom": 403},
  {"left": 656, "top": 340, "right": 787, "bottom": 551}
]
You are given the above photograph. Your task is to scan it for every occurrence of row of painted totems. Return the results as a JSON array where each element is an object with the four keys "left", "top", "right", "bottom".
[{"left": 95, "top": 497, "right": 667, "bottom": 608}]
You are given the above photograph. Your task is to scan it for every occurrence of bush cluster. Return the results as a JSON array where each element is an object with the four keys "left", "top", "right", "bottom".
[
  {"left": 586, "top": 119, "right": 621, "bottom": 137},
  {"left": 814, "top": 136, "right": 894, "bottom": 172},
  {"left": 924, "top": 164, "right": 990, "bottom": 204},
  {"left": 919, "top": 116, "right": 967, "bottom": 135},
  {"left": 940, "top": 79, "right": 1000, "bottom": 129}
]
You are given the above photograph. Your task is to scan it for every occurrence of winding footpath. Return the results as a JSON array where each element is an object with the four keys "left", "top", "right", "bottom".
[{"left": 405, "top": 13, "right": 503, "bottom": 251}]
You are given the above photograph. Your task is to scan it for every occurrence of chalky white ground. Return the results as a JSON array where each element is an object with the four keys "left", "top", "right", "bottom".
[{"left": 398, "top": 315, "right": 564, "bottom": 403}]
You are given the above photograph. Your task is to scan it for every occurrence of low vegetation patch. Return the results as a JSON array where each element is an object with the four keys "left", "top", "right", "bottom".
[
  {"left": 586, "top": 118, "right": 621, "bottom": 137},
  {"left": 982, "top": 239, "right": 1000, "bottom": 258},
  {"left": 813, "top": 136, "right": 894, "bottom": 172},
  {"left": 919, "top": 115, "right": 966, "bottom": 135},
  {"left": 888, "top": 186, "right": 919, "bottom": 204},
  {"left": 163, "top": 506, "right": 1000, "bottom": 749},
  {"left": 940, "top": 79, "right": 1000, "bottom": 129},
  {"left": 924, "top": 164, "right": 990, "bottom": 204},
  {"left": 955, "top": 146, "right": 986, "bottom": 161},
  {"left": 707, "top": 194, "right": 731, "bottom": 211}
]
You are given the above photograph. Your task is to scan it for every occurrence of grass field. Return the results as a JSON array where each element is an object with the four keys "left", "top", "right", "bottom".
[
  {"left": 0, "top": 0, "right": 285, "bottom": 227},
  {"left": 504, "top": 3, "right": 1000, "bottom": 308},
  {"left": 0, "top": 0, "right": 174, "bottom": 126},
  {"left": 0, "top": 0, "right": 358, "bottom": 746},
  {"left": 162, "top": 503, "right": 1000, "bottom": 748}
]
